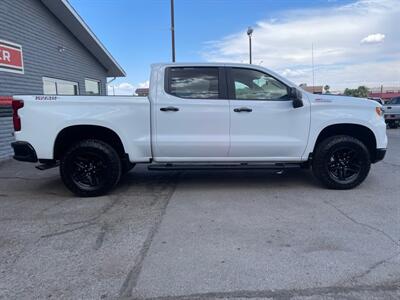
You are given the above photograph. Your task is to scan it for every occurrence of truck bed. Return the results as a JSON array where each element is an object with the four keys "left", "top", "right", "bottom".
[{"left": 13, "top": 95, "right": 152, "bottom": 162}]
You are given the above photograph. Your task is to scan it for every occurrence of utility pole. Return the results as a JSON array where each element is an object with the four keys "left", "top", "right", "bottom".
[
  {"left": 171, "top": 0, "right": 176, "bottom": 62},
  {"left": 247, "top": 27, "right": 253, "bottom": 64}
]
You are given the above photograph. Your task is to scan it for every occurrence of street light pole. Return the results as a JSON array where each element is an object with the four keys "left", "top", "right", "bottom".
[
  {"left": 247, "top": 27, "right": 253, "bottom": 64},
  {"left": 170, "top": 0, "right": 176, "bottom": 62},
  {"left": 312, "top": 43, "right": 315, "bottom": 93}
]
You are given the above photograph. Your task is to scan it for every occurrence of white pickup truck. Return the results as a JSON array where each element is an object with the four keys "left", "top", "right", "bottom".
[{"left": 11, "top": 63, "right": 387, "bottom": 196}]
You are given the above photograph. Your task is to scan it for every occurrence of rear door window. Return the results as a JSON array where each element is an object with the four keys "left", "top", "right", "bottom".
[{"left": 166, "top": 67, "right": 220, "bottom": 99}]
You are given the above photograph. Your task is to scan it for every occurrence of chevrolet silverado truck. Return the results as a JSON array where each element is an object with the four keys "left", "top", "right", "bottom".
[
  {"left": 11, "top": 63, "right": 387, "bottom": 196},
  {"left": 384, "top": 96, "right": 400, "bottom": 128}
]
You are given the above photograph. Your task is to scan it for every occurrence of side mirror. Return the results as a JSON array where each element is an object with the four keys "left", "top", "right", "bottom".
[{"left": 289, "top": 87, "right": 303, "bottom": 108}]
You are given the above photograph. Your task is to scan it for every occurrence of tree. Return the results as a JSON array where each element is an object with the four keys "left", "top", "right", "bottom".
[
  {"left": 343, "top": 86, "right": 369, "bottom": 98},
  {"left": 344, "top": 88, "right": 353, "bottom": 96},
  {"left": 324, "top": 85, "right": 330, "bottom": 94},
  {"left": 357, "top": 86, "right": 369, "bottom": 98}
]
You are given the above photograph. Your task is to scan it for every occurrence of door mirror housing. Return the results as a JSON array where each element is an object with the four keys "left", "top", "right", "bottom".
[{"left": 289, "top": 87, "right": 303, "bottom": 108}]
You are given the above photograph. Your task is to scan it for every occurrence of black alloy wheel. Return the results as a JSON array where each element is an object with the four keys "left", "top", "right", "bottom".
[
  {"left": 326, "top": 147, "right": 361, "bottom": 184},
  {"left": 70, "top": 152, "right": 108, "bottom": 190},
  {"left": 60, "top": 139, "right": 121, "bottom": 197},
  {"left": 312, "top": 135, "right": 371, "bottom": 189}
]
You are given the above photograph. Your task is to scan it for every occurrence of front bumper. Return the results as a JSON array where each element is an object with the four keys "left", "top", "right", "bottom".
[
  {"left": 11, "top": 141, "right": 38, "bottom": 162},
  {"left": 372, "top": 148, "right": 386, "bottom": 163},
  {"left": 384, "top": 114, "right": 400, "bottom": 120}
]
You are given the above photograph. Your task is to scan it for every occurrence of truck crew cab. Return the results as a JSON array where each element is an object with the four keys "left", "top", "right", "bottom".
[{"left": 11, "top": 63, "right": 387, "bottom": 196}]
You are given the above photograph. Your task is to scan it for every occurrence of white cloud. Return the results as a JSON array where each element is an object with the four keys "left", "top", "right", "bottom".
[
  {"left": 361, "top": 33, "right": 385, "bottom": 44},
  {"left": 202, "top": 0, "right": 400, "bottom": 90},
  {"left": 107, "top": 80, "right": 149, "bottom": 95},
  {"left": 281, "top": 68, "right": 307, "bottom": 77},
  {"left": 137, "top": 80, "right": 149, "bottom": 88},
  {"left": 107, "top": 83, "right": 134, "bottom": 95},
  {"left": 309, "top": 60, "right": 400, "bottom": 90}
]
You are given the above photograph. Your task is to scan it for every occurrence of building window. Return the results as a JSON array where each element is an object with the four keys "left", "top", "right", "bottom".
[
  {"left": 43, "top": 80, "right": 57, "bottom": 95},
  {"left": 85, "top": 78, "right": 101, "bottom": 95},
  {"left": 42, "top": 77, "right": 79, "bottom": 95}
]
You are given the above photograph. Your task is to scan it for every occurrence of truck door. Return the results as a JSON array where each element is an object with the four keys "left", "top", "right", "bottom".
[
  {"left": 226, "top": 67, "right": 310, "bottom": 161},
  {"left": 152, "top": 66, "right": 230, "bottom": 161}
]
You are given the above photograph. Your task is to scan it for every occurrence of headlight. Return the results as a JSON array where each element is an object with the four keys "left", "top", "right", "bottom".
[{"left": 375, "top": 106, "right": 384, "bottom": 117}]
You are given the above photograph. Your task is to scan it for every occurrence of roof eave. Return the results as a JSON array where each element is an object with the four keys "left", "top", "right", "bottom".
[{"left": 41, "top": 0, "right": 126, "bottom": 77}]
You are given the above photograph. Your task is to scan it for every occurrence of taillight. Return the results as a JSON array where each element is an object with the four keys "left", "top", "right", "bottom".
[{"left": 12, "top": 99, "right": 24, "bottom": 131}]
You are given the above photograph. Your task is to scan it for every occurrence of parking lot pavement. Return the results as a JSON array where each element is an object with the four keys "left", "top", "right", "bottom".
[
  {"left": 133, "top": 129, "right": 400, "bottom": 299},
  {"left": 0, "top": 130, "right": 399, "bottom": 300},
  {"left": 0, "top": 162, "right": 179, "bottom": 299}
]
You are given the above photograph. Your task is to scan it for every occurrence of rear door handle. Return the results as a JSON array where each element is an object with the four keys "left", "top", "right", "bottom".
[
  {"left": 233, "top": 107, "right": 252, "bottom": 113},
  {"left": 160, "top": 106, "right": 179, "bottom": 112}
]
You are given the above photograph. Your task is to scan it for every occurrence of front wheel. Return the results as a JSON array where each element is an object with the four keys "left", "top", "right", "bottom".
[
  {"left": 388, "top": 121, "right": 399, "bottom": 129},
  {"left": 312, "top": 135, "right": 371, "bottom": 189},
  {"left": 60, "top": 139, "right": 122, "bottom": 197}
]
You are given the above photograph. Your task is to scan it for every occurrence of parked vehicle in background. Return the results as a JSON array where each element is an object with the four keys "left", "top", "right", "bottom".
[
  {"left": 384, "top": 97, "right": 400, "bottom": 128},
  {"left": 368, "top": 97, "right": 384, "bottom": 105},
  {"left": 11, "top": 63, "right": 387, "bottom": 197}
]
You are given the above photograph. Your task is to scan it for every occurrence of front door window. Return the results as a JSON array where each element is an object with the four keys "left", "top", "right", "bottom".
[{"left": 230, "top": 68, "right": 289, "bottom": 101}]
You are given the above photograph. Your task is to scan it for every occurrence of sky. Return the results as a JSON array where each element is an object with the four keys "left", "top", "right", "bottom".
[{"left": 69, "top": 0, "right": 400, "bottom": 94}]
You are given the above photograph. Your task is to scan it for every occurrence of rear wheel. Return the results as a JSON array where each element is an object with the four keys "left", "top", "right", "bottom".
[
  {"left": 312, "top": 135, "right": 371, "bottom": 189},
  {"left": 60, "top": 139, "right": 121, "bottom": 197}
]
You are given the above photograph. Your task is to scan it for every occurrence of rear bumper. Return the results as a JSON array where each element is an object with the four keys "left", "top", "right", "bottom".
[
  {"left": 11, "top": 141, "right": 38, "bottom": 162},
  {"left": 372, "top": 148, "right": 386, "bottom": 163}
]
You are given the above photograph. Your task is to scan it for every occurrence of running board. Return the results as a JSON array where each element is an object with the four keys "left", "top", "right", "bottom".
[{"left": 148, "top": 162, "right": 302, "bottom": 171}]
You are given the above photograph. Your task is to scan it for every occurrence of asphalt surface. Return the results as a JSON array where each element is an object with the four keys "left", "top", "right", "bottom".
[{"left": 0, "top": 130, "right": 399, "bottom": 299}]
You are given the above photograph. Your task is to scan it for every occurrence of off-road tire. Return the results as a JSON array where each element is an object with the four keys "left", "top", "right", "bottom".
[
  {"left": 312, "top": 135, "right": 371, "bottom": 189},
  {"left": 60, "top": 139, "right": 122, "bottom": 197}
]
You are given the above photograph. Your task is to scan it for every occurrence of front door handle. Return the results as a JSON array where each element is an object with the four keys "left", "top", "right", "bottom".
[
  {"left": 233, "top": 107, "right": 252, "bottom": 113},
  {"left": 387, "top": 106, "right": 392, "bottom": 109},
  {"left": 160, "top": 106, "right": 179, "bottom": 112}
]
